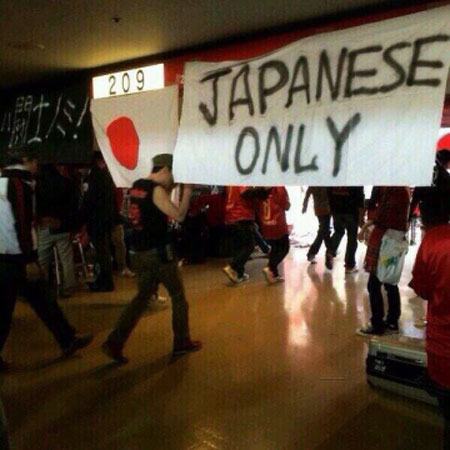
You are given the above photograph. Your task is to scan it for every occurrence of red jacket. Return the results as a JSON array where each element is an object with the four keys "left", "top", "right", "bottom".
[
  {"left": 224, "top": 186, "right": 255, "bottom": 224},
  {"left": 256, "top": 187, "right": 289, "bottom": 240},
  {"left": 409, "top": 224, "right": 450, "bottom": 388}
]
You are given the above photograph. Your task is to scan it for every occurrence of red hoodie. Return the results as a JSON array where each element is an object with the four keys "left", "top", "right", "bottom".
[
  {"left": 224, "top": 186, "right": 255, "bottom": 224},
  {"left": 409, "top": 223, "right": 450, "bottom": 388},
  {"left": 256, "top": 187, "right": 289, "bottom": 240}
]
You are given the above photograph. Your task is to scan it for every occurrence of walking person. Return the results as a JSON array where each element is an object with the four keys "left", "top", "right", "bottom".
[
  {"left": 326, "top": 187, "right": 365, "bottom": 273},
  {"left": 36, "top": 163, "right": 79, "bottom": 297},
  {"left": 358, "top": 186, "right": 411, "bottom": 335},
  {"left": 302, "top": 187, "right": 332, "bottom": 264},
  {"left": 222, "top": 186, "right": 256, "bottom": 284},
  {"left": 81, "top": 152, "right": 117, "bottom": 292},
  {"left": 102, "top": 154, "right": 201, "bottom": 363},
  {"left": 0, "top": 149, "right": 92, "bottom": 371},
  {"left": 256, "top": 187, "right": 290, "bottom": 284}
]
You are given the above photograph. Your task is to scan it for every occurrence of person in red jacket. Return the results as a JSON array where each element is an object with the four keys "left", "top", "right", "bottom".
[
  {"left": 409, "top": 163, "right": 450, "bottom": 450},
  {"left": 222, "top": 186, "right": 256, "bottom": 284},
  {"left": 256, "top": 187, "right": 290, "bottom": 284}
]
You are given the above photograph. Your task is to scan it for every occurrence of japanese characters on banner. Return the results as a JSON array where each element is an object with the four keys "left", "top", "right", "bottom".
[
  {"left": 174, "top": 6, "right": 450, "bottom": 187},
  {"left": 91, "top": 86, "right": 179, "bottom": 187},
  {"left": 0, "top": 83, "right": 92, "bottom": 163}
]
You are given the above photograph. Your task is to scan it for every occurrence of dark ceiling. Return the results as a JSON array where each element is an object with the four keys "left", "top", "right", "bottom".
[{"left": 0, "top": 0, "right": 448, "bottom": 91}]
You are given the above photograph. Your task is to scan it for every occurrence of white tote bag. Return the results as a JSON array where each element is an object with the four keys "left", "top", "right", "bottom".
[{"left": 376, "top": 229, "right": 409, "bottom": 285}]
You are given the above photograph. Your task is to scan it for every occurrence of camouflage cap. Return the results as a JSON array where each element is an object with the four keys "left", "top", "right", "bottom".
[{"left": 152, "top": 153, "right": 173, "bottom": 169}]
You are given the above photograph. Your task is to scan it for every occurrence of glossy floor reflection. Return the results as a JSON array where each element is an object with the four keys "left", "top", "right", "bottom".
[{"left": 1, "top": 244, "right": 442, "bottom": 450}]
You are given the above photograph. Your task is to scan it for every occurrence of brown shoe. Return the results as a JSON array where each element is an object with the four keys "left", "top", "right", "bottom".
[{"left": 173, "top": 340, "right": 202, "bottom": 357}]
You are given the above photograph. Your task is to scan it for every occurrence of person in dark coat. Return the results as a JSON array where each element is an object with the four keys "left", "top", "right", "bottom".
[{"left": 81, "top": 152, "right": 118, "bottom": 291}]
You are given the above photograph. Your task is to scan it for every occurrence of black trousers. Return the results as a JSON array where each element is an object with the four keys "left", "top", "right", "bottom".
[
  {"left": 90, "top": 231, "right": 114, "bottom": 289},
  {"left": 308, "top": 214, "right": 332, "bottom": 257},
  {"left": 0, "top": 260, "right": 76, "bottom": 355},
  {"left": 426, "top": 377, "right": 450, "bottom": 450},
  {"left": 254, "top": 228, "right": 270, "bottom": 254},
  {"left": 229, "top": 221, "right": 255, "bottom": 277},
  {"left": 330, "top": 213, "right": 358, "bottom": 268},
  {"left": 267, "top": 235, "right": 290, "bottom": 276},
  {"left": 367, "top": 273, "right": 401, "bottom": 329}
]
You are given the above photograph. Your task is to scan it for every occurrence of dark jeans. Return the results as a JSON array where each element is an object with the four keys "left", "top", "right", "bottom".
[
  {"left": 308, "top": 214, "right": 332, "bottom": 257},
  {"left": 106, "top": 248, "right": 190, "bottom": 350},
  {"left": 330, "top": 213, "right": 358, "bottom": 268},
  {"left": 0, "top": 260, "right": 76, "bottom": 354},
  {"left": 90, "top": 231, "right": 114, "bottom": 289},
  {"left": 229, "top": 221, "right": 255, "bottom": 277},
  {"left": 367, "top": 273, "right": 401, "bottom": 329},
  {"left": 267, "top": 235, "right": 290, "bottom": 276}
]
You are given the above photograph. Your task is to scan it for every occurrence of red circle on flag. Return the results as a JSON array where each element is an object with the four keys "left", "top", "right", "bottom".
[{"left": 106, "top": 116, "right": 139, "bottom": 170}]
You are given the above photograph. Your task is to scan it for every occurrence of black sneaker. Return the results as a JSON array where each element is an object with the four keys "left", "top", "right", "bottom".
[
  {"left": 62, "top": 333, "right": 93, "bottom": 357},
  {"left": 357, "top": 323, "right": 385, "bottom": 336},
  {"left": 101, "top": 341, "right": 129, "bottom": 364},
  {"left": 384, "top": 321, "right": 399, "bottom": 333}
]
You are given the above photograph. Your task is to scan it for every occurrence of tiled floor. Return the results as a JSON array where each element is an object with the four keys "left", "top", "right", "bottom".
[{"left": 0, "top": 243, "right": 443, "bottom": 449}]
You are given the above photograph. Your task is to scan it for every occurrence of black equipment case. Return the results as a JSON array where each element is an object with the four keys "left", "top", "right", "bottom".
[{"left": 366, "top": 335, "right": 438, "bottom": 406}]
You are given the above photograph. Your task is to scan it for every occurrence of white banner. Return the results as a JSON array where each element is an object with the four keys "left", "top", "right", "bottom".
[
  {"left": 91, "top": 86, "right": 179, "bottom": 187},
  {"left": 174, "top": 6, "right": 450, "bottom": 186}
]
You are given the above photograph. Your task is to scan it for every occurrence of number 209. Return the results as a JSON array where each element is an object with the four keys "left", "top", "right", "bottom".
[{"left": 108, "top": 70, "right": 145, "bottom": 95}]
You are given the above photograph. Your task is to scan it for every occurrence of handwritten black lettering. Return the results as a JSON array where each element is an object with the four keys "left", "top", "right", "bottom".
[
  {"left": 345, "top": 46, "right": 382, "bottom": 97},
  {"left": 294, "top": 125, "right": 318, "bottom": 174},
  {"left": 316, "top": 49, "right": 347, "bottom": 101},
  {"left": 286, "top": 56, "right": 311, "bottom": 107},
  {"left": 262, "top": 125, "right": 294, "bottom": 174},
  {"left": 407, "top": 34, "right": 450, "bottom": 87},
  {"left": 229, "top": 65, "right": 254, "bottom": 121},
  {"left": 258, "top": 60, "right": 289, "bottom": 114},
  {"left": 326, "top": 113, "right": 361, "bottom": 177},
  {"left": 235, "top": 127, "right": 260, "bottom": 175},
  {"left": 199, "top": 68, "right": 232, "bottom": 126},
  {"left": 379, "top": 42, "right": 411, "bottom": 93}
]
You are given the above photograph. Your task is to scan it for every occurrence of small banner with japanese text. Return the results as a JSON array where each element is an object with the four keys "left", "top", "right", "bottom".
[{"left": 0, "top": 81, "right": 92, "bottom": 164}]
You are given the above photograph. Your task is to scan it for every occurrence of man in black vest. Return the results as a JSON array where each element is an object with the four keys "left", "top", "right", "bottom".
[{"left": 102, "top": 154, "right": 201, "bottom": 363}]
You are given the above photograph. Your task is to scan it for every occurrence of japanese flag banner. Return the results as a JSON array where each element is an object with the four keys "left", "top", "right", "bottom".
[{"left": 91, "top": 86, "right": 179, "bottom": 187}]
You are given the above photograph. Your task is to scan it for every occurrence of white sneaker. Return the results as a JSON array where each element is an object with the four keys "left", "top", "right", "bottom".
[
  {"left": 262, "top": 267, "right": 277, "bottom": 284},
  {"left": 222, "top": 265, "right": 240, "bottom": 283},
  {"left": 238, "top": 273, "right": 250, "bottom": 283},
  {"left": 345, "top": 266, "right": 358, "bottom": 274}
]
